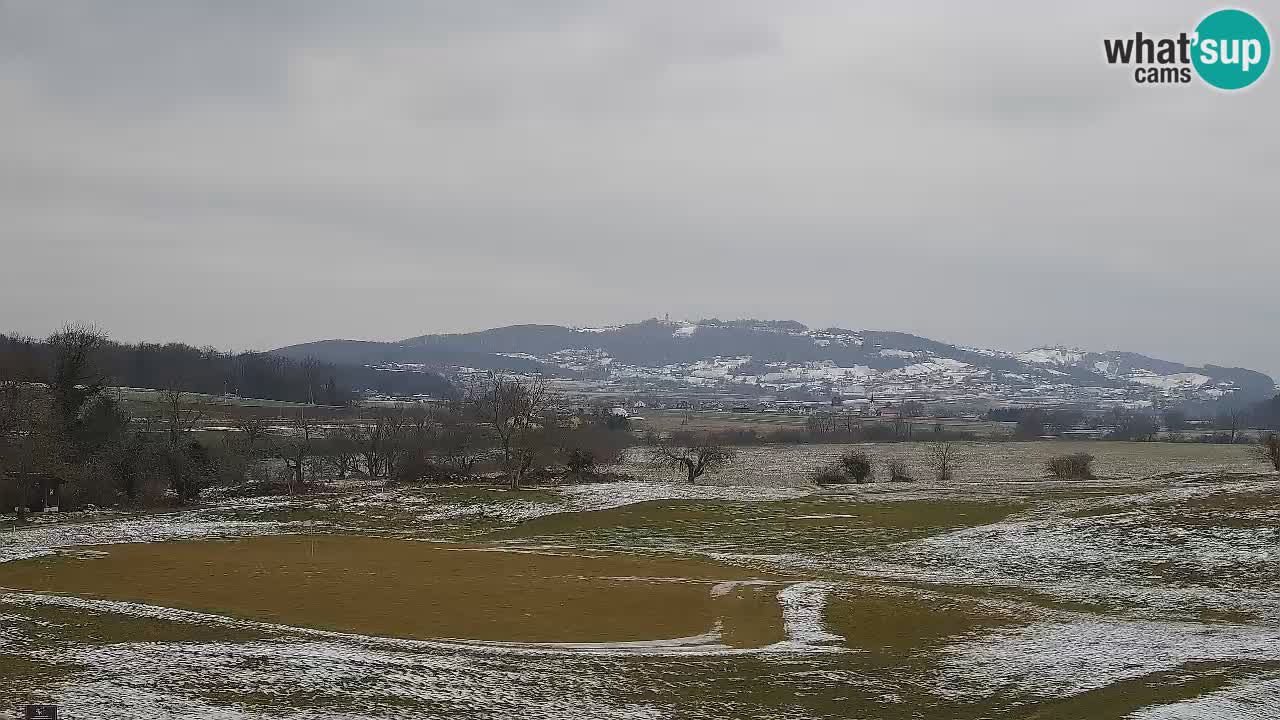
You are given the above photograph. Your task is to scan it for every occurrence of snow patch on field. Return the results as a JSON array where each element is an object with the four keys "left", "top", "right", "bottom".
[
  {"left": 937, "top": 617, "right": 1280, "bottom": 701},
  {"left": 1129, "top": 673, "right": 1280, "bottom": 720},
  {"left": 774, "top": 581, "right": 846, "bottom": 650}
]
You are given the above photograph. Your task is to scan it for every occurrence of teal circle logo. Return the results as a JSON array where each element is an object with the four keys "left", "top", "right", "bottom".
[{"left": 1192, "top": 9, "right": 1270, "bottom": 89}]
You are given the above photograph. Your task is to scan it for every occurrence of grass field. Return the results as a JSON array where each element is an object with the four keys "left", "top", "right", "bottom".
[
  {"left": 0, "top": 536, "right": 790, "bottom": 645},
  {"left": 616, "top": 439, "right": 1263, "bottom": 487},
  {"left": 633, "top": 409, "right": 1011, "bottom": 436},
  {"left": 0, "top": 441, "right": 1276, "bottom": 718}
]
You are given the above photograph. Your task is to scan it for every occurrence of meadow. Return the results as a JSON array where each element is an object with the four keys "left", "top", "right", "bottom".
[{"left": 1, "top": 441, "right": 1276, "bottom": 719}]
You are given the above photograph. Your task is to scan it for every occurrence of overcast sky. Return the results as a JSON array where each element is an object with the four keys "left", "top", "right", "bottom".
[{"left": 1, "top": 2, "right": 1276, "bottom": 376}]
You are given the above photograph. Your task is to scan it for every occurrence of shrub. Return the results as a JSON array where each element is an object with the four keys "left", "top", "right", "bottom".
[
  {"left": 564, "top": 447, "right": 598, "bottom": 478},
  {"left": 811, "top": 464, "right": 847, "bottom": 485},
  {"left": 839, "top": 451, "right": 874, "bottom": 483},
  {"left": 885, "top": 459, "right": 913, "bottom": 482},
  {"left": 1046, "top": 453, "right": 1096, "bottom": 480}
]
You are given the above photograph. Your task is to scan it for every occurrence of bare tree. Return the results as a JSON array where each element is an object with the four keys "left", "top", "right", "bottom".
[
  {"left": 393, "top": 402, "right": 437, "bottom": 483},
  {"left": 646, "top": 431, "right": 736, "bottom": 484},
  {"left": 1260, "top": 433, "right": 1280, "bottom": 472},
  {"left": 378, "top": 409, "right": 410, "bottom": 482},
  {"left": 1218, "top": 409, "right": 1244, "bottom": 444},
  {"left": 315, "top": 429, "right": 359, "bottom": 482},
  {"left": 300, "top": 357, "right": 322, "bottom": 405},
  {"left": 928, "top": 442, "right": 965, "bottom": 482},
  {"left": 438, "top": 424, "right": 487, "bottom": 480},
  {"left": 47, "top": 323, "right": 108, "bottom": 433},
  {"left": 899, "top": 401, "right": 925, "bottom": 440},
  {"left": 155, "top": 388, "right": 209, "bottom": 504},
  {"left": 274, "top": 411, "right": 312, "bottom": 494},
  {"left": 158, "top": 388, "right": 203, "bottom": 446},
  {"left": 476, "top": 376, "right": 551, "bottom": 489},
  {"left": 232, "top": 415, "right": 270, "bottom": 455},
  {"left": 349, "top": 415, "right": 391, "bottom": 480}
]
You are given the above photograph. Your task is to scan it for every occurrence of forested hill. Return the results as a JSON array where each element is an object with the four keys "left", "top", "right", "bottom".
[
  {"left": 0, "top": 333, "right": 455, "bottom": 404},
  {"left": 276, "top": 318, "right": 1276, "bottom": 407}
]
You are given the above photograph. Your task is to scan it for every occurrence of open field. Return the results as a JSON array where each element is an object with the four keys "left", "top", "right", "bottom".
[
  {"left": 617, "top": 439, "right": 1263, "bottom": 486},
  {"left": 0, "top": 536, "right": 790, "bottom": 646},
  {"left": 633, "top": 409, "right": 1012, "bottom": 436},
  {"left": 0, "top": 441, "right": 1277, "bottom": 718}
]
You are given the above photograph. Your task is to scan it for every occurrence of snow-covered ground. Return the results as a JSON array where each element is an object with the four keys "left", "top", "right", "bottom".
[{"left": 1, "top": 458, "right": 1276, "bottom": 719}]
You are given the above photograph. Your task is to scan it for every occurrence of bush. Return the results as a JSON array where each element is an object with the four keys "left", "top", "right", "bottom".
[
  {"left": 811, "top": 464, "right": 847, "bottom": 485},
  {"left": 1046, "top": 453, "right": 1096, "bottom": 480},
  {"left": 839, "top": 451, "right": 874, "bottom": 483},
  {"left": 885, "top": 459, "right": 913, "bottom": 482},
  {"left": 564, "top": 447, "right": 598, "bottom": 478}
]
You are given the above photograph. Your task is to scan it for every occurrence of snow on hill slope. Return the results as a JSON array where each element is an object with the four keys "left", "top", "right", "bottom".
[{"left": 275, "top": 319, "right": 1274, "bottom": 407}]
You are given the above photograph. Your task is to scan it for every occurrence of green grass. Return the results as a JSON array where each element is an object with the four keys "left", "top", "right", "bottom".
[
  {"left": 1, "top": 602, "right": 272, "bottom": 645},
  {"left": 490, "top": 497, "right": 1025, "bottom": 561},
  {"left": 1011, "top": 661, "right": 1280, "bottom": 720},
  {"left": 0, "top": 655, "right": 85, "bottom": 708}
]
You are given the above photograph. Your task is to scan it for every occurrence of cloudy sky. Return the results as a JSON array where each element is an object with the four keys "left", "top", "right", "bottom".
[{"left": 1, "top": 2, "right": 1276, "bottom": 376}]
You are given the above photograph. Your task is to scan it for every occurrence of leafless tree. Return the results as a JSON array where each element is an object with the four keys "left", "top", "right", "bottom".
[
  {"left": 274, "top": 411, "right": 313, "bottom": 494},
  {"left": 1260, "top": 433, "right": 1280, "bottom": 472},
  {"left": 158, "top": 388, "right": 203, "bottom": 446},
  {"left": 1217, "top": 409, "right": 1245, "bottom": 444},
  {"left": 645, "top": 431, "right": 736, "bottom": 484},
  {"left": 899, "top": 401, "right": 925, "bottom": 440},
  {"left": 928, "top": 442, "right": 965, "bottom": 482},
  {"left": 378, "top": 410, "right": 410, "bottom": 482},
  {"left": 233, "top": 415, "right": 270, "bottom": 455},
  {"left": 315, "top": 429, "right": 359, "bottom": 482},
  {"left": 438, "top": 423, "right": 487, "bottom": 480},
  {"left": 349, "top": 414, "right": 392, "bottom": 480},
  {"left": 153, "top": 388, "right": 210, "bottom": 504},
  {"left": 476, "top": 376, "right": 551, "bottom": 489},
  {"left": 393, "top": 402, "right": 437, "bottom": 482},
  {"left": 47, "top": 323, "right": 108, "bottom": 433},
  {"left": 300, "top": 357, "right": 322, "bottom": 405}
]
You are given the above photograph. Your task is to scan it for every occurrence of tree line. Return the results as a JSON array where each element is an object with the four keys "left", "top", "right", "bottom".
[
  {"left": 0, "top": 328, "right": 640, "bottom": 513},
  {"left": 0, "top": 329, "right": 454, "bottom": 406},
  {"left": 988, "top": 404, "right": 1277, "bottom": 443}
]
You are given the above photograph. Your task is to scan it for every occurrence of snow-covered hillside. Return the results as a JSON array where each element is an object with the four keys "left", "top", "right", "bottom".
[{"left": 276, "top": 319, "right": 1275, "bottom": 407}]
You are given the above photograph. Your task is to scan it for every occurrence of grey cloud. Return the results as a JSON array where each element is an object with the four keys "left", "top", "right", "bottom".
[{"left": 0, "top": 1, "right": 1277, "bottom": 377}]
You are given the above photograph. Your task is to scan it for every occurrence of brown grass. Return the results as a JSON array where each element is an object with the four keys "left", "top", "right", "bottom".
[
  {"left": 824, "top": 587, "right": 1028, "bottom": 656},
  {"left": 0, "top": 535, "right": 787, "bottom": 646}
]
